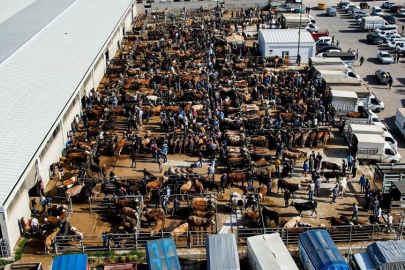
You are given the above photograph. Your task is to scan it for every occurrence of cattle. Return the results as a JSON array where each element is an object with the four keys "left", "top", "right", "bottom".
[
  {"left": 190, "top": 198, "right": 216, "bottom": 212},
  {"left": 44, "top": 228, "right": 60, "bottom": 254},
  {"left": 91, "top": 183, "right": 102, "bottom": 197},
  {"left": 291, "top": 200, "right": 318, "bottom": 217},
  {"left": 338, "top": 178, "right": 348, "bottom": 198},
  {"left": 254, "top": 166, "right": 272, "bottom": 185},
  {"left": 261, "top": 206, "right": 279, "bottom": 227},
  {"left": 116, "top": 199, "right": 140, "bottom": 213},
  {"left": 146, "top": 95, "right": 159, "bottom": 104},
  {"left": 228, "top": 169, "right": 248, "bottom": 187},
  {"left": 192, "top": 210, "right": 215, "bottom": 219},
  {"left": 258, "top": 185, "right": 267, "bottom": 202},
  {"left": 150, "top": 219, "right": 163, "bottom": 237},
  {"left": 170, "top": 223, "right": 189, "bottom": 240},
  {"left": 277, "top": 179, "right": 302, "bottom": 195},
  {"left": 67, "top": 152, "right": 88, "bottom": 166},
  {"left": 116, "top": 137, "right": 127, "bottom": 156},
  {"left": 322, "top": 171, "right": 344, "bottom": 183},
  {"left": 47, "top": 205, "right": 67, "bottom": 217},
  {"left": 62, "top": 176, "right": 77, "bottom": 187},
  {"left": 44, "top": 211, "right": 66, "bottom": 224},
  {"left": 321, "top": 161, "right": 341, "bottom": 172},
  {"left": 249, "top": 136, "right": 267, "bottom": 147},
  {"left": 199, "top": 177, "right": 221, "bottom": 193},
  {"left": 180, "top": 179, "right": 192, "bottom": 195},
  {"left": 193, "top": 178, "right": 205, "bottom": 194},
  {"left": 164, "top": 220, "right": 186, "bottom": 232},
  {"left": 252, "top": 158, "right": 269, "bottom": 166},
  {"left": 123, "top": 216, "right": 138, "bottom": 233},
  {"left": 143, "top": 208, "right": 165, "bottom": 224},
  {"left": 146, "top": 177, "right": 168, "bottom": 196},
  {"left": 89, "top": 164, "right": 101, "bottom": 177},
  {"left": 69, "top": 226, "right": 84, "bottom": 240},
  {"left": 243, "top": 211, "right": 261, "bottom": 227},
  {"left": 121, "top": 207, "right": 138, "bottom": 220},
  {"left": 282, "top": 150, "right": 303, "bottom": 161},
  {"left": 287, "top": 148, "right": 308, "bottom": 159},
  {"left": 191, "top": 104, "right": 204, "bottom": 111},
  {"left": 347, "top": 112, "right": 365, "bottom": 118},
  {"left": 188, "top": 216, "right": 216, "bottom": 230},
  {"left": 65, "top": 183, "right": 85, "bottom": 201}
]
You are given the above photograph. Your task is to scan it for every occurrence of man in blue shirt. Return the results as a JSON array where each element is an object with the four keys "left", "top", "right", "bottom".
[
  {"left": 162, "top": 147, "right": 168, "bottom": 163},
  {"left": 359, "top": 174, "right": 366, "bottom": 193}
]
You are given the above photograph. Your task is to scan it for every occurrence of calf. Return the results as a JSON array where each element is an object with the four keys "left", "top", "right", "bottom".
[
  {"left": 150, "top": 219, "right": 163, "bottom": 237},
  {"left": 188, "top": 216, "right": 216, "bottom": 230},
  {"left": 44, "top": 228, "right": 60, "bottom": 254},
  {"left": 291, "top": 200, "right": 317, "bottom": 217},
  {"left": 170, "top": 223, "right": 189, "bottom": 240}
]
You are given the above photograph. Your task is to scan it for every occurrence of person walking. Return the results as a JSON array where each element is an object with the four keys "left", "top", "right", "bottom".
[
  {"left": 393, "top": 53, "right": 397, "bottom": 63},
  {"left": 207, "top": 165, "right": 215, "bottom": 178},
  {"left": 360, "top": 55, "right": 364, "bottom": 66},
  {"left": 275, "top": 158, "right": 281, "bottom": 176},
  {"left": 57, "top": 162, "right": 64, "bottom": 180},
  {"left": 131, "top": 152, "right": 137, "bottom": 168},
  {"left": 101, "top": 164, "right": 107, "bottom": 182},
  {"left": 46, "top": 195, "right": 52, "bottom": 207},
  {"left": 397, "top": 52, "right": 400, "bottom": 63},
  {"left": 332, "top": 35, "right": 335, "bottom": 44},
  {"left": 40, "top": 195, "right": 46, "bottom": 213},
  {"left": 303, "top": 160, "right": 309, "bottom": 177},
  {"left": 331, "top": 185, "right": 338, "bottom": 204},
  {"left": 296, "top": 54, "right": 301, "bottom": 66},
  {"left": 387, "top": 213, "right": 394, "bottom": 232},
  {"left": 336, "top": 40, "right": 340, "bottom": 47},
  {"left": 355, "top": 49, "right": 359, "bottom": 60},
  {"left": 314, "top": 176, "right": 322, "bottom": 196},
  {"left": 375, "top": 206, "right": 382, "bottom": 222},
  {"left": 284, "top": 190, "right": 291, "bottom": 208},
  {"left": 359, "top": 174, "right": 366, "bottom": 193},
  {"left": 388, "top": 76, "right": 393, "bottom": 89},
  {"left": 350, "top": 203, "right": 359, "bottom": 221},
  {"left": 342, "top": 159, "right": 347, "bottom": 175}
]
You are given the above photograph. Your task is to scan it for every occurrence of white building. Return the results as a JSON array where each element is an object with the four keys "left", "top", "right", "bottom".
[
  {"left": 258, "top": 29, "right": 315, "bottom": 64},
  {"left": 0, "top": 0, "right": 143, "bottom": 254}
]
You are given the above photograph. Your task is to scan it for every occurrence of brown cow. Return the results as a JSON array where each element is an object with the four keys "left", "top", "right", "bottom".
[
  {"left": 228, "top": 169, "right": 248, "bottom": 187},
  {"left": 192, "top": 210, "right": 215, "bottom": 219},
  {"left": 65, "top": 183, "right": 85, "bottom": 201},
  {"left": 258, "top": 185, "right": 267, "bottom": 201},
  {"left": 347, "top": 112, "right": 365, "bottom": 118},
  {"left": 188, "top": 216, "right": 216, "bottom": 230},
  {"left": 180, "top": 179, "right": 192, "bottom": 195},
  {"left": 143, "top": 208, "right": 165, "bottom": 223},
  {"left": 44, "top": 211, "right": 66, "bottom": 224},
  {"left": 150, "top": 219, "right": 163, "bottom": 237},
  {"left": 116, "top": 137, "right": 127, "bottom": 156},
  {"left": 252, "top": 158, "right": 269, "bottom": 166},
  {"left": 121, "top": 207, "right": 138, "bottom": 220},
  {"left": 170, "top": 223, "right": 189, "bottom": 240},
  {"left": 282, "top": 150, "right": 303, "bottom": 161},
  {"left": 164, "top": 220, "right": 185, "bottom": 232},
  {"left": 44, "top": 228, "right": 60, "bottom": 254},
  {"left": 67, "top": 152, "right": 88, "bottom": 166},
  {"left": 146, "top": 177, "right": 168, "bottom": 195},
  {"left": 193, "top": 178, "right": 205, "bottom": 194},
  {"left": 91, "top": 183, "right": 102, "bottom": 197}
]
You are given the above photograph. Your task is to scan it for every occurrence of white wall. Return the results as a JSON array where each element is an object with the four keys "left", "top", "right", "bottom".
[
  {"left": 264, "top": 43, "right": 315, "bottom": 63},
  {"left": 62, "top": 95, "right": 80, "bottom": 142},
  {"left": 93, "top": 56, "right": 105, "bottom": 88},
  {"left": 83, "top": 72, "right": 94, "bottom": 97}
]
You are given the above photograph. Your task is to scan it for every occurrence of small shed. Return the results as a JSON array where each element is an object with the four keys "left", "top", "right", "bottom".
[
  {"left": 247, "top": 233, "right": 299, "bottom": 270},
  {"left": 146, "top": 238, "right": 181, "bottom": 270},
  {"left": 206, "top": 234, "right": 240, "bottom": 270},
  {"left": 51, "top": 254, "right": 88, "bottom": 270},
  {"left": 258, "top": 29, "right": 315, "bottom": 63}
]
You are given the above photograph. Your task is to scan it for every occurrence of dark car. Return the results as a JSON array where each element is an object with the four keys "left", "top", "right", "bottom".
[
  {"left": 317, "top": 45, "right": 342, "bottom": 53},
  {"left": 316, "top": 42, "right": 331, "bottom": 50},
  {"left": 390, "top": 4, "right": 403, "bottom": 12},
  {"left": 367, "top": 33, "right": 383, "bottom": 44},
  {"left": 383, "top": 14, "right": 397, "bottom": 24}
]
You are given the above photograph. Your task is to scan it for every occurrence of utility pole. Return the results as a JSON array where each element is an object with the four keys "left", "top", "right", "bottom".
[{"left": 297, "top": 3, "right": 303, "bottom": 61}]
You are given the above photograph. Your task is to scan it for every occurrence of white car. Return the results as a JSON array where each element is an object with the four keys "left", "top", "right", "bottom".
[
  {"left": 387, "top": 39, "right": 405, "bottom": 49},
  {"left": 382, "top": 1, "right": 395, "bottom": 8},
  {"left": 378, "top": 31, "right": 398, "bottom": 39},
  {"left": 383, "top": 33, "right": 403, "bottom": 42},
  {"left": 398, "top": 8, "right": 405, "bottom": 15},
  {"left": 377, "top": 51, "right": 394, "bottom": 63},
  {"left": 346, "top": 5, "right": 360, "bottom": 13},
  {"left": 347, "top": 71, "right": 361, "bottom": 81},
  {"left": 396, "top": 43, "right": 405, "bottom": 52},
  {"left": 351, "top": 10, "right": 369, "bottom": 18},
  {"left": 338, "top": 1, "right": 351, "bottom": 8},
  {"left": 305, "top": 23, "right": 318, "bottom": 33}
]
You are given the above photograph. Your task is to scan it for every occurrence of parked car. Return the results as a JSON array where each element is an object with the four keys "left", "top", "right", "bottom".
[
  {"left": 316, "top": 42, "right": 331, "bottom": 50},
  {"left": 351, "top": 10, "right": 369, "bottom": 18},
  {"left": 377, "top": 51, "right": 394, "bottom": 63},
  {"left": 375, "top": 69, "right": 392, "bottom": 83},
  {"left": 383, "top": 14, "right": 397, "bottom": 24},
  {"left": 356, "top": 14, "right": 370, "bottom": 24},
  {"left": 367, "top": 33, "right": 383, "bottom": 44},
  {"left": 338, "top": 1, "right": 351, "bottom": 8},
  {"left": 396, "top": 43, "right": 405, "bottom": 52},
  {"left": 378, "top": 31, "right": 397, "bottom": 39},
  {"left": 372, "top": 6, "right": 384, "bottom": 16},
  {"left": 383, "top": 33, "right": 403, "bottom": 42},
  {"left": 382, "top": 1, "right": 395, "bottom": 8},
  {"left": 347, "top": 71, "right": 361, "bottom": 80},
  {"left": 318, "top": 2, "right": 327, "bottom": 9},
  {"left": 397, "top": 8, "right": 405, "bottom": 15},
  {"left": 305, "top": 23, "right": 318, "bottom": 33},
  {"left": 387, "top": 40, "right": 405, "bottom": 49},
  {"left": 317, "top": 45, "right": 342, "bottom": 53},
  {"left": 326, "top": 7, "right": 337, "bottom": 16},
  {"left": 390, "top": 4, "right": 403, "bottom": 12},
  {"left": 346, "top": 5, "right": 360, "bottom": 13}
]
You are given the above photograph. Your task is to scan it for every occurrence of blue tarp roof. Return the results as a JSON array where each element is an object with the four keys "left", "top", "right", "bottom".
[
  {"left": 146, "top": 238, "right": 181, "bottom": 270},
  {"left": 52, "top": 254, "right": 88, "bottom": 270},
  {"left": 299, "top": 230, "right": 350, "bottom": 270}
]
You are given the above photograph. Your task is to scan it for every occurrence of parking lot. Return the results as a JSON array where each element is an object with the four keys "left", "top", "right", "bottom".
[{"left": 306, "top": 0, "right": 405, "bottom": 158}]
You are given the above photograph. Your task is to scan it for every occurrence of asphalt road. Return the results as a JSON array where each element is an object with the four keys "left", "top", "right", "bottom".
[{"left": 304, "top": 0, "right": 405, "bottom": 157}]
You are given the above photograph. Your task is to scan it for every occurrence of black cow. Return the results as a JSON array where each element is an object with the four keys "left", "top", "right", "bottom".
[
  {"left": 321, "top": 161, "right": 341, "bottom": 172},
  {"left": 322, "top": 171, "right": 344, "bottom": 183},
  {"left": 291, "top": 200, "right": 317, "bottom": 216},
  {"left": 277, "top": 179, "right": 302, "bottom": 195},
  {"left": 262, "top": 206, "right": 279, "bottom": 227}
]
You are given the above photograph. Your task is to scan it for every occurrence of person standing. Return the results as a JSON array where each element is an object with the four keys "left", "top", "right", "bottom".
[
  {"left": 387, "top": 213, "right": 394, "bottom": 232},
  {"left": 158, "top": 157, "right": 164, "bottom": 173},
  {"left": 375, "top": 206, "right": 382, "bottom": 222},
  {"left": 162, "top": 196, "right": 169, "bottom": 215},
  {"left": 355, "top": 49, "right": 359, "bottom": 60},
  {"left": 284, "top": 190, "right": 291, "bottom": 208},
  {"left": 30, "top": 217, "right": 39, "bottom": 235},
  {"left": 350, "top": 203, "right": 359, "bottom": 221},
  {"left": 39, "top": 179, "right": 45, "bottom": 196},
  {"left": 388, "top": 77, "right": 393, "bottom": 90},
  {"left": 266, "top": 179, "right": 272, "bottom": 196},
  {"left": 198, "top": 151, "right": 203, "bottom": 168},
  {"left": 101, "top": 164, "right": 107, "bottom": 182},
  {"left": 403, "top": 25, "right": 405, "bottom": 34},
  {"left": 290, "top": 160, "right": 295, "bottom": 178},
  {"left": 342, "top": 159, "right": 347, "bottom": 175},
  {"left": 46, "top": 195, "right": 52, "bottom": 207},
  {"left": 296, "top": 54, "right": 301, "bottom": 66},
  {"left": 352, "top": 159, "right": 358, "bottom": 178},
  {"left": 57, "top": 163, "right": 64, "bottom": 180},
  {"left": 359, "top": 174, "right": 366, "bottom": 193},
  {"left": 397, "top": 52, "right": 400, "bottom": 63},
  {"left": 303, "top": 160, "right": 309, "bottom": 177},
  {"left": 307, "top": 182, "right": 315, "bottom": 200},
  {"left": 131, "top": 152, "right": 137, "bottom": 168},
  {"left": 314, "top": 176, "right": 322, "bottom": 196},
  {"left": 31, "top": 198, "right": 37, "bottom": 215},
  {"left": 220, "top": 173, "right": 227, "bottom": 191},
  {"left": 336, "top": 40, "right": 340, "bottom": 47},
  {"left": 330, "top": 185, "right": 338, "bottom": 204},
  {"left": 40, "top": 195, "right": 46, "bottom": 213},
  {"left": 20, "top": 217, "right": 27, "bottom": 236},
  {"left": 49, "top": 163, "right": 56, "bottom": 178},
  {"left": 360, "top": 55, "right": 364, "bottom": 66},
  {"left": 207, "top": 165, "right": 215, "bottom": 178},
  {"left": 332, "top": 35, "right": 335, "bottom": 44},
  {"left": 275, "top": 158, "right": 281, "bottom": 176}
]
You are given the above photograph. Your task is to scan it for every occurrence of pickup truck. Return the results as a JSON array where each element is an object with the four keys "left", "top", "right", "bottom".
[
  {"left": 311, "top": 29, "right": 329, "bottom": 40},
  {"left": 375, "top": 69, "right": 392, "bottom": 84}
]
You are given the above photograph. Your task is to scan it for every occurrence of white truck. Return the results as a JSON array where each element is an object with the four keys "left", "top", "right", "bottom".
[
  {"left": 329, "top": 86, "right": 385, "bottom": 112},
  {"left": 281, "top": 14, "right": 316, "bottom": 28},
  {"left": 309, "top": 57, "right": 347, "bottom": 67},
  {"left": 330, "top": 90, "right": 360, "bottom": 116},
  {"left": 395, "top": 108, "right": 405, "bottom": 139},
  {"left": 344, "top": 123, "right": 398, "bottom": 151},
  {"left": 351, "top": 133, "right": 401, "bottom": 164},
  {"left": 361, "top": 17, "right": 390, "bottom": 32},
  {"left": 350, "top": 240, "right": 405, "bottom": 270}
]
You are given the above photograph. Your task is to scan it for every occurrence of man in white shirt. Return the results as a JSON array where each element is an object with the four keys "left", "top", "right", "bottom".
[
  {"left": 31, "top": 217, "right": 39, "bottom": 234},
  {"left": 387, "top": 213, "right": 394, "bottom": 232}
]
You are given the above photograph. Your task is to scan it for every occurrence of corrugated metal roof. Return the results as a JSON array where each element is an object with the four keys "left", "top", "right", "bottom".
[
  {"left": 0, "top": 0, "right": 38, "bottom": 24},
  {"left": 0, "top": 0, "right": 133, "bottom": 206},
  {"left": 0, "top": 0, "right": 77, "bottom": 64},
  {"left": 259, "top": 29, "right": 315, "bottom": 44}
]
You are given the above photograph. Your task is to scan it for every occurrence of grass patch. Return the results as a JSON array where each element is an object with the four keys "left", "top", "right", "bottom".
[{"left": 14, "top": 239, "right": 28, "bottom": 261}]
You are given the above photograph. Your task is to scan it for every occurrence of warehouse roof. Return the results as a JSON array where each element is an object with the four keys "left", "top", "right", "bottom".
[
  {"left": 0, "top": 0, "right": 77, "bottom": 64},
  {"left": 0, "top": 0, "right": 133, "bottom": 206},
  {"left": 259, "top": 29, "right": 315, "bottom": 44}
]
